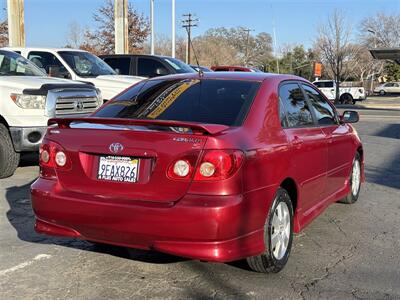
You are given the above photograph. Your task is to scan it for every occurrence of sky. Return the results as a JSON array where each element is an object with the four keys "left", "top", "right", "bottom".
[{"left": 1, "top": 0, "right": 398, "bottom": 51}]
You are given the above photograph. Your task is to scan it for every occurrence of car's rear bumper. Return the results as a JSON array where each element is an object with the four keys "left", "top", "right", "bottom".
[{"left": 31, "top": 178, "right": 269, "bottom": 262}]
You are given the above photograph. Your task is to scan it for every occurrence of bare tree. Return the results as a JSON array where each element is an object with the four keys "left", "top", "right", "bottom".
[
  {"left": 84, "top": 0, "right": 150, "bottom": 55},
  {"left": 65, "top": 21, "right": 85, "bottom": 48},
  {"left": 317, "top": 10, "right": 358, "bottom": 103},
  {"left": 359, "top": 12, "right": 400, "bottom": 48},
  {"left": 0, "top": 18, "right": 8, "bottom": 47}
]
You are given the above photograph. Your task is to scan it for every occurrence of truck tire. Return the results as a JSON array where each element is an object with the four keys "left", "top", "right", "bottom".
[
  {"left": 0, "top": 124, "right": 20, "bottom": 178},
  {"left": 340, "top": 93, "right": 353, "bottom": 104}
]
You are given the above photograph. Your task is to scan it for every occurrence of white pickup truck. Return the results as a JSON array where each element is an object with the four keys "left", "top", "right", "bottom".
[
  {"left": 313, "top": 80, "right": 367, "bottom": 104},
  {"left": 0, "top": 49, "right": 103, "bottom": 178},
  {"left": 4, "top": 47, "right": 144, "bottom": 101}
]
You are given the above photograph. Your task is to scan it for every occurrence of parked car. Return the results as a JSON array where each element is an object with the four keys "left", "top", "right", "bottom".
[
  {"left": 313, "top": 80, "right": 367, "bottom": 104},
  {"left": 373, "top": 82, "right": 400, "bottom": 95},
  {"left": 0, "top": 49, "right": 102, "bottom": 178},
  {"left": 31, "top": 72, "right": 363, "bottom": 273},
  {"left": 211, "top": 65, "right": 263, "bottom": 72},
  {"left": 190, "top": 65, "right": 213, "bottom": 72},
  {"left": 100, "top": 54, "right": 196, "bottom": 78},
  {"left": 4, "top": 47, "right": 145, "bottom": 101}
]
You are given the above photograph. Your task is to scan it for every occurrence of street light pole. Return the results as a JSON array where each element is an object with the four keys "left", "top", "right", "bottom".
[
  {"left": 172, "top": 0, "right": 175, "bottom": 58},
  {"left": 150, "top": 0, "right": 154, "bottom": 55},
  {"left": 367, "top": 29, "right": 377, "bottom": 94}
]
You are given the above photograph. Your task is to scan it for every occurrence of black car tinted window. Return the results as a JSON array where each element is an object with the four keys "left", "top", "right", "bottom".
[
  {"left": 279, "top": 83, "right": 313, "bottom": 127},
  {"left": 104, "top": 57, "right": 131, "bottom": 75},
  {"left": 137, "top": 58, "right": 168, "bottom": 78},
  {"left": 302, "top": 84, "right": 338, "bottom": 125},
  {"left": 94, "top": 79, "right": 260, "bottom": 126}
]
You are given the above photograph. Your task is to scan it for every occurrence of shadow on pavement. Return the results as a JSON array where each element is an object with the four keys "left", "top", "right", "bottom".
[
  {"left": 364, "top": 124, "right": 400, "bottom": 190},
  {"left": 19, "top": 152, "right": 39, "bottom": 167}
]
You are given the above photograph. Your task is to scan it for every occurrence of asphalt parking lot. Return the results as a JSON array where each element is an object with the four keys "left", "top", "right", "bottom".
[{"left": 1, "top": 102, "right": 400, "bottom": 299}]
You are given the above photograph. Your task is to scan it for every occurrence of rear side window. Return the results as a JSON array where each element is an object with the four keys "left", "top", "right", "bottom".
[
  {"left": 302, "top": 84, "right": 338, "bottom": 125},
  {"left": 94, "top": 79, "right": 260, "bottom": 126},
  {"left": 104, "top": 57, "right": 131, "bottom": 75},
  {"left": 313, "top": 81, "right": 333, "bottom": 88},
  {"left": 279, "top": 83, "right": 313, "bottom": 127}
]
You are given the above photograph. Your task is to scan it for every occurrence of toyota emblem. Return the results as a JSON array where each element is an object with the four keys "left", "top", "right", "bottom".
[
  {"left": 109, "top": 143, "right": 124, "bottom": 154},
  {"left": 74, "top": 100, "right": 84, "bottom": 111}
]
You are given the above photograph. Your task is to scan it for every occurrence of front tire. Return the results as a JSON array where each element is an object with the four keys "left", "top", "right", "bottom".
[
  {"left": 0, "top": 124, "right": 20, "bottom": 179},
  {"left": 379, "top": 90, "right": 386, "bottom": 96},
  {"left": 247, "top": 188, "right": 294, "bottom": 273},
  {"left": 339, "top": 152, "right": 361, "bottom": 204}
]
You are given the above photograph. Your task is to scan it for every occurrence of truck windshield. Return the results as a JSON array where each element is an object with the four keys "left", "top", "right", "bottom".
[
  {"left": 58, "top": 51, "right": 116, "bottom": 77},
  {"left": 0, "top": 50, "right": 46, "bottom": 76},
  {"left": 94, "top": 78, "right": 260, "bottom": 126}
]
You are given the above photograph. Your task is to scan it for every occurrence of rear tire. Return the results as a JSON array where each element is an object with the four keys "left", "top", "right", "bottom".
[
  {"left": 247, "top": 188, "right": 294, "bottom": 273},
  {"left": 339, "top": 152, "right": 361, "bottom": 204},
  {"left": 0, "top": 124, "right": 20, "bottom": 179},
  {"left": 340, "top": 93, "right": 354, "bottom": 104}
]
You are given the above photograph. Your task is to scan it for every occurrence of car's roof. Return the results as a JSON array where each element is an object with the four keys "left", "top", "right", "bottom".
[
  {"left": 99, "top": 54, "right": 175, "bottom": 59},
  {"left": 3, "top": 47, "right": 88, "bottom": 53},
  {"left": 147, "top": 71, "right": 305, "bottom": 82}
]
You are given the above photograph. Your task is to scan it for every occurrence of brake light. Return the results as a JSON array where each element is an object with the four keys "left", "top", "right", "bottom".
[
  {"left": 194, "top": 150, "right": 244, "bottom": 181},
  {"left": 39, "top": 140, "right": 70, "bottom": 179},
  {"left": 167, "top": 150, "right": 244, "bottom": 181}
]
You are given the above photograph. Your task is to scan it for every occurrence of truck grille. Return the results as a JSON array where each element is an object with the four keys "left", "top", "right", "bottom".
[{"left": 55, "top": 97, "right": 99, "bottom": 116}]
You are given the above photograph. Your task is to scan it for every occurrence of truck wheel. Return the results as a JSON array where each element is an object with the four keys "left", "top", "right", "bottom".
[
  {"left": 0, "top": 124, "right": 20, "bottom": 178},
  {"left": 340, "top": 93, "right": 353, "bottom": 104},
  {"left": 246, "top": 188, "right": 294, "bottom": 273}
]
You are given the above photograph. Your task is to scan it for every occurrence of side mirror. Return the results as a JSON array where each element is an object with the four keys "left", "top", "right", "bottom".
[
  {"left": 341, "top": 110, "right": 359, "bottom": 123},
  {"left": 155, "top": 67, "right": 168, "bottom": 76},
  {"left": 48, "top": 65, "right": 71, "bottom": 79}
]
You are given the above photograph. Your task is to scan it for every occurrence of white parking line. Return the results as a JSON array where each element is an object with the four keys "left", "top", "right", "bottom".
[{"left": 0, "top": 254, "right": 52, "bottom": 276}]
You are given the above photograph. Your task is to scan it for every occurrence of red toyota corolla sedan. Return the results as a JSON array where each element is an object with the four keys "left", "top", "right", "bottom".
[{"left": 31, "top": 72, "right": 363, "bottom": 273}]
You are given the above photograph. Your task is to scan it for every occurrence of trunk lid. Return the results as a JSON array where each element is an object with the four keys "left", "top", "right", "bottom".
[{"left": 47, "top": 118, "right": 228, "bottom": 203}]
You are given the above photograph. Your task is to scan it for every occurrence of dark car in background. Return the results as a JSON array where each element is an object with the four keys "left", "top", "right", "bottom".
[
  {"left": 190, "top": 65, "right": 213, "bottom": 72},
  {"left": 211, "top": 65, "right": 263, "bottom": 72},
  {"left": 100, "top": 54, "right": 196, "bottom": 78}
]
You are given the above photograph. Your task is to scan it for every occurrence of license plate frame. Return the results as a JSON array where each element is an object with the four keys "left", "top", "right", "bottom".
[{"left": 97, "top": 156, "right": 139, "bottom": 183}]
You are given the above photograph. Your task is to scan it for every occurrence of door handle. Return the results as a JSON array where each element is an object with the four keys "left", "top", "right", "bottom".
[{"left": 292, "top": 136, "right": 303, "bottom": 147}]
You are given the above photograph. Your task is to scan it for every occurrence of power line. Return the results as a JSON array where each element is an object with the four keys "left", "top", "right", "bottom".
[
  {"left": 242, "top": 28, "right": 254, "bottom": 66},
  {"left": 182, "top": 13, "right": 198, "bottom": 64}
]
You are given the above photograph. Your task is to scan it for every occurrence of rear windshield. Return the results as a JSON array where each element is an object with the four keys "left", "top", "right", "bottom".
[{"left": 94, "top": 78, "right": 260, "bottom": 126}]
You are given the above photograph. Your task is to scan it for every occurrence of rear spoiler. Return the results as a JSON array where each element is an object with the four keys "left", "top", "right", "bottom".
[{"left": 47, "top": 117, "right": 229, "bottom": 135}]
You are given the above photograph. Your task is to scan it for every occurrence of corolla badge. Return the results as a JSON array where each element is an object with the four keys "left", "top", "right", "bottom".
[{"left": 109, "top": 142, "right": 124, "bottom": 154}]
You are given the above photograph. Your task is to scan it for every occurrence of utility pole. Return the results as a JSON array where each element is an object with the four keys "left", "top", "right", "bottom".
[
  {"left": 7, "top": 0, "right": 25, "bottom": 47},
  {"left": 171, "top": 0, "right": 175, "bottom": 58},
  {"left": 243, "top": 28, "right": 254, "bottom": 66},
  {"left": 114, "top": 0, "right": 128, "bottom": 54},
  {"left": 182, "top": 13, "right": 198, "bottom": 64},
  {"left": 150, "top": 0, "right": 155, "bottom": 55}
]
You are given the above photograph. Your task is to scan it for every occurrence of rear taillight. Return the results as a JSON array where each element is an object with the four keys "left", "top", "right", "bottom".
[
  {"left": 194, "top": 150, "right": 244, "bottom": 181},
  {"left": 167, "top": 150, "right": 244, "bottom": 181},
  {"left": 39, "top": 140, "right": 70, "bottom": 179}
]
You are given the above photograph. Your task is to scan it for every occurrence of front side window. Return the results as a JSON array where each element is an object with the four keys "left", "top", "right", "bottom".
[
  {"left": 302, "top": 84, "right": 338, "bottom": 125},
  {"left": 137, "top": 58, "right": 168, "bottom": 78},
  {"left": 94, "top": 79, "right": 261, "bottom": 126},
  {"left": 58, "top": 51, "right": 116, "bottom": 77},
  {"left": 0, "top": 50, "right": 46, "bottom": 76},
  {"left": 28, "top": 51, "right": 70, "bottom": 78},
  {"left": 279, "top": 83, "right": 313, "bottom": 127}
]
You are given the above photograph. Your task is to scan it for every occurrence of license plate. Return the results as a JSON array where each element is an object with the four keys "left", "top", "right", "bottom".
[{"left": 97, "top": 156, "right": 139, "bottom": 183}]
